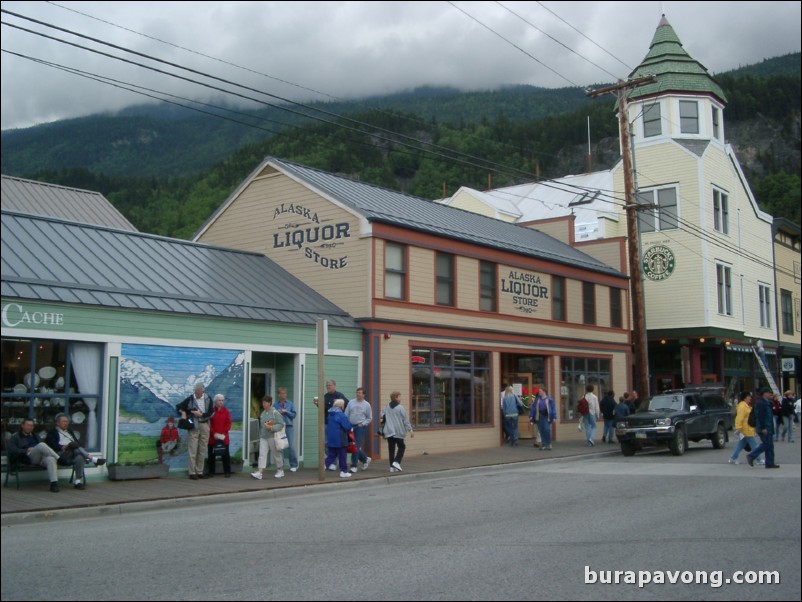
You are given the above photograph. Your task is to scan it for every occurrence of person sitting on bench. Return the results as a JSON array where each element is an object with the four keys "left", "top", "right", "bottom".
[
  {"left": 46, "top": 413, "right": 105, "bottom": 490},
  {"left": 7, "top": 418, "right": 62, "bottom": 492}
]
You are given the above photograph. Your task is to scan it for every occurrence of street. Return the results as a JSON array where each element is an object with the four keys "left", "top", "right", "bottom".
[{"left": 2, "top": 442, "right": 800, "bottom": 601}]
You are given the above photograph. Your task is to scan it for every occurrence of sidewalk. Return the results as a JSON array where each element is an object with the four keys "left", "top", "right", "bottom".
[{"left": 1, "top": 439, "right": 616, "bottom": 523}]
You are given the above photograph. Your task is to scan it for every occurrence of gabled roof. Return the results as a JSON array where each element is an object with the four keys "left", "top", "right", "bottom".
[
  {"left": 628, "top": 15, "right": 727, "bottom": 104},
  {"left": 1, "top": 175, "right": 137, "bottom": 231},
  {"left": 263, "top": 158, "right": 625, "bottom": 278},
  {"left": 442, "top": 171, "right": 620, "bottom": 241},
  {"left": 1, "top": 211, "right": 358, "bottom": 329}
]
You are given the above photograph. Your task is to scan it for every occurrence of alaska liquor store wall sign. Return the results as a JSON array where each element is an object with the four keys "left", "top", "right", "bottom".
[
  {"left": 500, "top": 269, "right": 550, "bottom": 315},
  {"left": 271, "top": 202, "right": 351, "bottom": 270}
]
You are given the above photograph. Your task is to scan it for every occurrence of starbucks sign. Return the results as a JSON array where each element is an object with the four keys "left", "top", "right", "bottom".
[{"left": 642, "top": 244, "right": 676, "bottom": 281}]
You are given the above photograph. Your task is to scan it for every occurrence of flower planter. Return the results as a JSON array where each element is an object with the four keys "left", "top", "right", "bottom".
[{"left": 107, "top": 463, "right": 170, "bottom": 481}]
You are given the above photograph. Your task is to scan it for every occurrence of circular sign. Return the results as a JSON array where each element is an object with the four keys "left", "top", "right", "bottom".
[{"left": 642, "top": 245, "right": 676, "bottom": 281}]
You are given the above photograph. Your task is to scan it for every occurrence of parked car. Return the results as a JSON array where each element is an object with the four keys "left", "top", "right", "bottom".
[{"left": 615, "top": 387, "right": 733, "bottom": 456}]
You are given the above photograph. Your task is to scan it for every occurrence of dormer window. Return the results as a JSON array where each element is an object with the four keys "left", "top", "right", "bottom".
[
  {"left": 679, "top": 100, "right": 699, "bottom": 134},
  {"left": 712, "top": 106, "right": 721, "bottom": 140}
]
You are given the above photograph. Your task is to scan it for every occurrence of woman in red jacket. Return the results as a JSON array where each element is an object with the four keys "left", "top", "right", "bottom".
[{"left": 208, "top": 394, "right": 232, "bottom": 477}]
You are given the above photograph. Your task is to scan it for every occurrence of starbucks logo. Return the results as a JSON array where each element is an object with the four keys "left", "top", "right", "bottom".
[{"left": 643, "top": 245, "right": 676, "bottom": 281}]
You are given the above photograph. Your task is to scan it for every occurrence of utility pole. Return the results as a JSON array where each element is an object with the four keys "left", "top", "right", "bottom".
[{"left": 588, "top": 77, "right": 654, "bottom": 400}]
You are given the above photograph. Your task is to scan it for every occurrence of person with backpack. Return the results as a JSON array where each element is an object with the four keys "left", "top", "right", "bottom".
[
  {"left": 579, "top": 385, "right": 600, "bottom": 446},
  {"left": 746, "top": 388, "right": 780, "bottom": 469},
  {"left": 779, "top": 390, "right": 795, "bottom": 443},
  {"left": 501, "top": 386, "right": 523, "bottom": 447},
  {"left": 728, "top": 391, "right": 764, "bottom": 465},
  {"left": 599, "top": 390, "right": 617, "bottom": 444},
  {"left": 771, "top": 394, "right": 782, "bottom": 442}
]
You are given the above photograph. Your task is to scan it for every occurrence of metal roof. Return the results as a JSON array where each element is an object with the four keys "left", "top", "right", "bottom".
[
  {"left": 1, "top": 211, "right": 358, "bottom": 329},
  {"left": 271, "top": 158, "right": 625, "bottom": 278},
  {"left": 1, "top": 175, "right": 137, "bottom": 231}
]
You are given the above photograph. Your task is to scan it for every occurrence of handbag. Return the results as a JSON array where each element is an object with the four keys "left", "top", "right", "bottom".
[
  {"left": 274, "top": 428, "right": 289, "bottom": 451},
  {"left": 212, "top": 441, "right": 227, "bottom": 457},
  {"left": 177, "top": 417, "right": 194, "bottom": 430},
  {"left": 346, "top": 431, "right": 357, "bottom": 454}
]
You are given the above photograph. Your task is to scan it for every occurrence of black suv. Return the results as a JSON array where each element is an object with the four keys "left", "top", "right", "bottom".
[{"left": 615, "top": 387, "right": 733, "bottom": 456}]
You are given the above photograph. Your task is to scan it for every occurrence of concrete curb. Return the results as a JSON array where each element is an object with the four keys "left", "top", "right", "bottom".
[{"left": 1, "top": 449, "right": 620, "bottom": 525}]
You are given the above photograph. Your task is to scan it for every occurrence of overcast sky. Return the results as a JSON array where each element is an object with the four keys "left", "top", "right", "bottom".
[{"left": 1, "top": 1, "right": 800, "bottom": 130}]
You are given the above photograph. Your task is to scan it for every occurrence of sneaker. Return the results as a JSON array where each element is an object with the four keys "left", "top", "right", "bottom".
[
  {"left": 274, "top": 470, "right": 284, "bottom": 478},
  {"left": 728, "top": 458, "right": 739, "bottom": 464},
  {"left": 50, "top": 482, "right": 60, "bottom": 493},
  {"left": 74, "top": 482, "right": 85, "bottom": 490},
  {"left": 392, "top": 461, "right": 402, "bottom": 471},
  {"left": 746, "top": 455, "right": 754, "bottom": 467},
  {"left": 289, "top": 467, "right": 298, "bottom": 472},
  {"left": 251, "top": 471, "right": 263, "bottom": 480},
  {"left": 756, "top": 459, "right": 765, "bottom": 465},
  {"left": 339, "top": 471, "right": 352, "bottom": 478},
  {"left": 93, "top": 457, "right": 107, "bottom": 466},
  {"left": 363, "top": 457, "right": 372, "bottom": 470},
  {"left": 326, "top": 464, "right": 337, "bottom": 471},
  {"left": 390, "top": 467, "right": 397, "bottom": 473},
  {"left": 350, "top": 466, "right": 358, "bottom": 473}
]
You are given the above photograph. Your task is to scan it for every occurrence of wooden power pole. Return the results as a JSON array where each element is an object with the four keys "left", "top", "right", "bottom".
[{"left": 588, "top": 77, "right": 655, "bottom": 400}]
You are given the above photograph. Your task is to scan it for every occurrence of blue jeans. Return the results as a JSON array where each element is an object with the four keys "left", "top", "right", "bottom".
[
  {"left": 537, "top": 419, "right": 552, "bottom": 448},
  {"left": 780, "top": 416, "right": 794, "bottom": 442},
  {"left": 603, "top": 418, "right": 616, "bottom": 442},
  {"left": 583, "top": 414, "right": 597, "bottom": 442},
  {"left": 283, "top": 425, "right": 298, "bottom": 469},
  {"left": 748, "top": 432, "right": 775, "bottom": 466},
  {"left": 730, "top": 435, "right": 762, "bottom": 462},
  {"left": 504, "top": 416, "right": 519, "bottom": 445},
  {"left": 350, "top": 425, "right": 369, "bottom": 467}
]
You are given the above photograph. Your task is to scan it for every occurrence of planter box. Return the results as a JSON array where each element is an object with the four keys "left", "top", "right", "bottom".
[{"left": 108, "top": 463, "right": 170, "bottom": 481}]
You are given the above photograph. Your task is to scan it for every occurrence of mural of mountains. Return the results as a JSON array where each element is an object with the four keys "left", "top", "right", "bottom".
[{"left": 119, "top": 349, "right": 245, "bottom": 423}]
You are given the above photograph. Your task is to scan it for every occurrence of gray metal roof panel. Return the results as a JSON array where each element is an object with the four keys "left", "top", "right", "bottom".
[
  {"left": 272, "top": 158, "right": 625, "bottom": 278},
  {"left": 1, "top": 175, "right": 138, "bottom": 231},
  {"left": 1, "top": 211, "right": 358, "bottom": 329}
]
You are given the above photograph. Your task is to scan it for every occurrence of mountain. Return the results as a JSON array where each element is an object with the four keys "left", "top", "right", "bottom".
[{"left": 1, "top": 54, "right": 799, "bottom": 233}]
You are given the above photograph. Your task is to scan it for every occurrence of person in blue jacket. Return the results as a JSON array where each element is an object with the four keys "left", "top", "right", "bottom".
[
  {"left": 324, "top": 399, "right": 353, "bottom": 478},
  {"left": 747, "top": 387, "right": 780, "bottom": 469},
  {"left": 529, "top": 389, "right": 556, "bottom": 451}
]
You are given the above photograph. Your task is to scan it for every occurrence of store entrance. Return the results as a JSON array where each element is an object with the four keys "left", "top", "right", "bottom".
[{"left": 502, "top": 354, "right": 546, "bottom": 441}]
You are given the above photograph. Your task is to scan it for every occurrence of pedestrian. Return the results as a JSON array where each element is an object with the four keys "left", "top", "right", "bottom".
[
  {"left": 630, "top": 390, "right": 640, "bottom": 411},
  {"left": 8, "top": 418, "right": 62, "bottom": 492},
  {"left": 324, "top": 399, "right": 353, "bottom": 478},
  {"left": 156, "top": 416, "right": 180, "bottom": 464},
  {"left": 344, "top": 387, "right": 373, "bottom": 472},
  {"left": 581, "top": 384, "right": 600, "bottom": 446},
  {"left": 314, "top": 379, "right": 347, "bottom": 424},
  {"left": 600, "top": 390, "right": 617, "bottom": 443},
  {"left": 530, "top": 388, "right": 555, "bottom": 450},
  {"left": 499, "top": 383, "right": 510, "bottom": 443},
  {"left": 501, "top": 385, "right": 523, "bottom": 447},
  {"left": 746, "top": 387, "right": 780, "bottom": 469},
  {"left": 795, "top": 396, "right": 801, "bottom": 426},
  {"left": 251, "top": 395, "right": 285, "bottom": 480},
  {"left": 176, "top": 382, "right": 214, "bottom": 480},
  {"left": 208, "top": 394, "right": 232, "bottom": 478},
  {"left": 779, "top": 390, "right": 795, "bottom": 443},
  {"left": 45, "top": 413, "right": 105, "bottom": 490},
  {"left": 729, "top": 391, "right": 764, "bottom": 465},
  {"left": 276, "top": 387, "right": 299, "bottom": 471},
  {"left": 381, "top": 391, "right": 414, "bottom": 472},
  {"left": 771, "top": 394, "right": 782, "bottom": 441}
]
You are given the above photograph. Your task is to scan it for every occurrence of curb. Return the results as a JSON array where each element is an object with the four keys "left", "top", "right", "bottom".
[{"left": 1, "top": 449, "right": 619, "bottom": 525}]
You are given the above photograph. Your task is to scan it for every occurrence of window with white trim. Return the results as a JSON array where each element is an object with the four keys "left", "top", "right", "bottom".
[
  {"left": 643, "top": 102, "right": 661, "bottom": 137},
  {"left": 713, "top": 189, "right": 729, "bottom": 234},
  {"left": 385, "top": 242, "right": 406, "bottom": 300},
  {"left": 711, "top": 106, "right": 721, "bottom": 140},
  {"left": 637, "top": 187, "right": 678, "bottom": 233},
  {"left": 716, "top": 263, "right": 732, "bottom": 316},
  {"left": 759, "top": 284, "right": 772, "bottom": 328},
  {"left": 680, "top": 100, "right": 699, "bottom": 134}
]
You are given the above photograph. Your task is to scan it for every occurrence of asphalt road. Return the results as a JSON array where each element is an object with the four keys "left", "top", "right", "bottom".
[{"left": 2, "top": 442, "right": 799, "bottom": 601}]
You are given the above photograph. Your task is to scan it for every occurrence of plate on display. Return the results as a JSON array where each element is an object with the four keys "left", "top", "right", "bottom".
[
  {"left": 23, "top": 373, "right": 40, "bottom": 389},
  {"left": 38, "top": 366, "right": 57, "bottom": 379},
  {"left": 13, "top": 384, "right": 27, "bottom": 394},
  {"left": 55, "top": 377, "right": 65, "bottom": 389},
  {"left": 72, "top": 411, "right": 86, "bottom": 424}
]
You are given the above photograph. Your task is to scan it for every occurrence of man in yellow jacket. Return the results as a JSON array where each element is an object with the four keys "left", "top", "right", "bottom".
[{"left": 728, "top": 391, "right": 764, "bottom": 465}]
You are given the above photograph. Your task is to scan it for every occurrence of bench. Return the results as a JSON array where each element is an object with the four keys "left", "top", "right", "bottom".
[{"left": 3, "top": 454, "right": 75, "bottom": 490}]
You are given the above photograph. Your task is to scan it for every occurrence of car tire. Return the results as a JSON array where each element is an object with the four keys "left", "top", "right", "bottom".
[
  {"left": 669, "top": 427, "right": 686, "bottom": 456},
  {"left": 711, "top": 424, "right": 727, "bottom": 449},
  {"left": 620, "top": 441, "right": 637, "bottom": 456}
]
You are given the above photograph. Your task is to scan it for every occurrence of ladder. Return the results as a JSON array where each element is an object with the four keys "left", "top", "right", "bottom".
[{"left": 752, "top": 345, "right": 781, "bottom": 396}]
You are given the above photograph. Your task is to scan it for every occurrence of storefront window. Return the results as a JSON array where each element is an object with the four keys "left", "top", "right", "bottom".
[
  {"left": 1, "top": 338, "right": 103, "bottom": 453},
  {"left": 410, "top": 347, "right": 490, "bottom": 427},
  {"left": 560, "top": 356, "right": 611, "bottom": 421}
]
